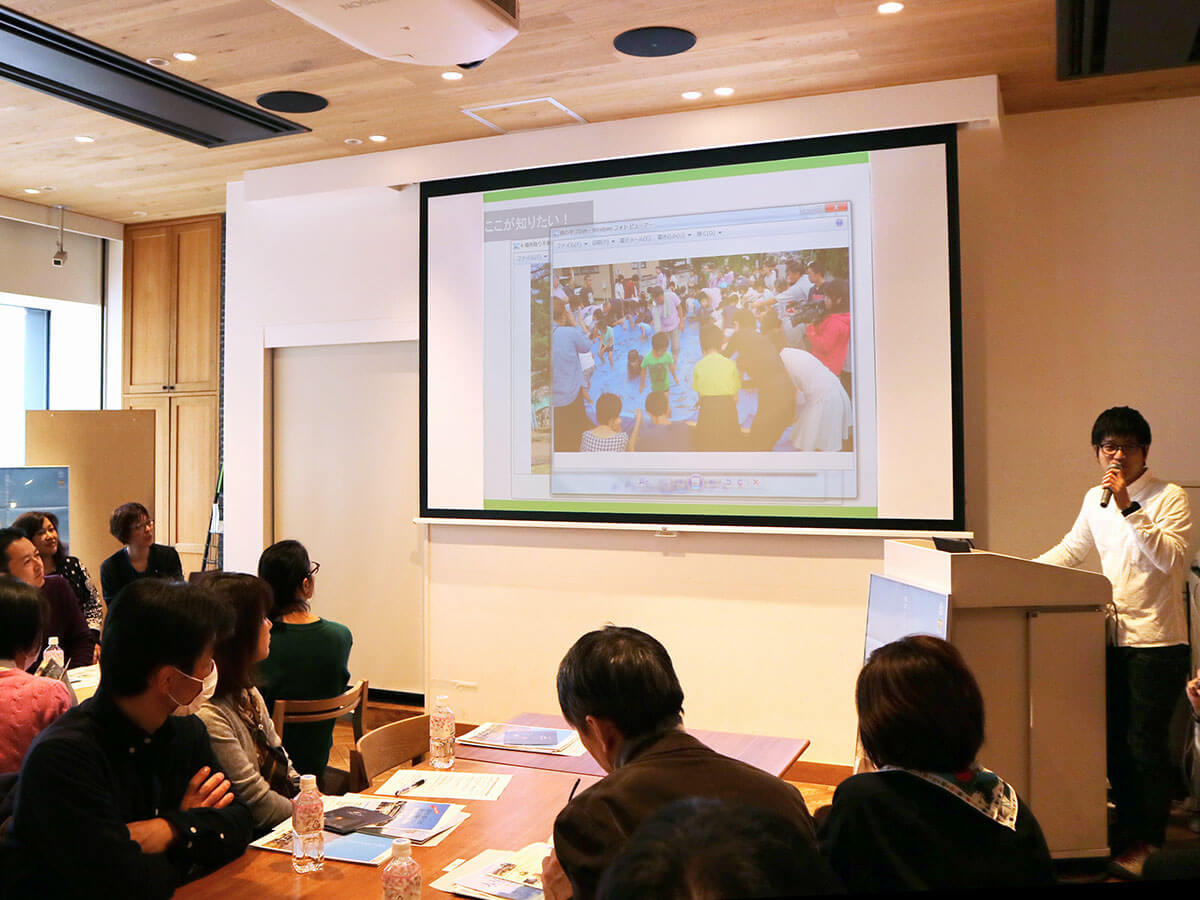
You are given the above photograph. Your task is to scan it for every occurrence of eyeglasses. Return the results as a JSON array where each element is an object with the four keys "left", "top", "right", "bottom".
[
  {"left": 1099, "top": 441, "right": 1144, "bottom": 456},
  {"left": 308, "top": 561, "right": 321, "bottom": 577},
  {"left": 136, "top": 519, "right": 155, "bottom": 529}
]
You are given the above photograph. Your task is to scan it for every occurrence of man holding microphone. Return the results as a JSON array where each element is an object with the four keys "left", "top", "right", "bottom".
[{"left": 1036, "top": 406, "right": 1192, "bottom": 879}]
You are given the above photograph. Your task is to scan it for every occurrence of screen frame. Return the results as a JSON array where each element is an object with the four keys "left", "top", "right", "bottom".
[{"left": 419, "top": 123, "right": 965, "bottom": 532}]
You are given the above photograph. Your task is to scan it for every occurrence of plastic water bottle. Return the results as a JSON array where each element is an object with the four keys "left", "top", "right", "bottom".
[
  {"left": 43, "top": 636, "right": 64, "bottom": 670},
  {"left": 291, "top": 773, "right": 325, "bottom": 873},
  {"left": 380, "top": 838, "right": 421, "bottom": 900},
  {"left": 429, "top": 695, "right": 455, "bottom": 769}
]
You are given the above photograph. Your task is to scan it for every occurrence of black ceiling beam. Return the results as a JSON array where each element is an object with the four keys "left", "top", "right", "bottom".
[{"left": 0, "top": 6, "right": 309, "bottom": 147}]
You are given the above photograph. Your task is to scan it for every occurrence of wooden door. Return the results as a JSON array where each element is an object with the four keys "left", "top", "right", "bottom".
[
  {"left": 123, "top": 394, "right": 171, "bottom": 534},
  {"left": 171, "top": 394, "right": 219, "bottom": 577},
  {"left": 123, "top": 226, "right": 174, "bottom": 394},
  {"left": 172, "top": 218, "right": 221, "bottom": 393}
]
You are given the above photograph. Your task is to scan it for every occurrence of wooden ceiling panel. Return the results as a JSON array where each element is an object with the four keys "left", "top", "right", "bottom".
[{"left": 0, "top": 0, "right": 1196, "bottom": 223}]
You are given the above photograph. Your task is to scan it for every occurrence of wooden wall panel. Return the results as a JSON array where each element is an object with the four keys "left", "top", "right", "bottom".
[
  {"left": 172, "top": 394, "right": 219, "bottom": 576},
  {"left": 25, "top": 410, "right": 156, "bottom": 581},
  {"left": 123, "top": 227, "right": 173, "bottom": 393},
  {"left": 174, "top": 218, "right": 222, "bottom": 392}
]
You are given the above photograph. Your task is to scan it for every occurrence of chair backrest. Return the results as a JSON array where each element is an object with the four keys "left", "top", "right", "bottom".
[
  {"left": 271, "top": 679, "right": 368, "bottom": 743},
  {"left": 350, "top": 714, "right": 431, "bottom": 792}
]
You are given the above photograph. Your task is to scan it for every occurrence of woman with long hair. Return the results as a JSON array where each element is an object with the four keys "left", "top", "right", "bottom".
[{"left": 13, "top": 511, "right": 102, "bottom": 633}]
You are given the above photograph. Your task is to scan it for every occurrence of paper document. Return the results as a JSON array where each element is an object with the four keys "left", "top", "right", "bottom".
[
  {"left": 378, "top": 769, "right": 511, "bottom": 801},
  {"left": 431, "top": 844, "right": 552, "bottom": 900},
  {"left": 460, "top": 723, "right": 582, "bottom": 755}
]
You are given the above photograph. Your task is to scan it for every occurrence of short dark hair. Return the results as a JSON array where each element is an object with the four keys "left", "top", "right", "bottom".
[
  {"left": 12, "top": 511, "right": 67, "bottom": 570},
  {"left": 824, "top": 278, "right": 849, "bottom": 309},
  {"left": 198, "top": 572, "right": 272, "bottom": 699},
  {"left": 596, "top": 797, "right": 841, "bottom": 899},
  {"left": 595, "top": 393, "right": 622, "bottom": 425},
  {"left": 99, "top": 579, "right": 232, "bottom": 697},
  {"left": 734, "top": 309, "right": 756, "bottom": 331},
  {"left": 651, "top": 331, "right": 668, "bottom": 352},
  {"left": 0, "top": 575, "right": 45, "bottom": 659},
  {"left": 760, "top": 309, "right": 782, "bottom": 332},
  {"left": 557, "top": 626, "right": 684, "bottom": 738},
  {"left": 647, "top": 285, "right": 664, "bottom": 299},
  {"left": 0, "top": 528, "right": 30, "bottom": 574},
  {"left": 805, "top": 259, "right": 825, "bottom": 275},
  {"left": 856, "top": 635, "right": 984, "bottom": 772},
  {"left": 257, "top": 539, "right": 312, "bottom": 618},
  {"left": 786, "top": 260, "right": 805, "bottom": 276},
  {"left": 1091, "top": 406, "right": 1151, "bottom": 448},
  {"left": 109, "top": 502, "right": 151, "bottom": 543},
  {"left": 699, "top": 324, "right": 723, "bottom": 353},
  {"left": 645, "top": 391, "right": 668, "bottom": 417}
]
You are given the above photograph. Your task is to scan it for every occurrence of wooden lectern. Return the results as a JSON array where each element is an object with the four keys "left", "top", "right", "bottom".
[{"left": 884, "top": 539, "right": 1112, "bottom": 859}]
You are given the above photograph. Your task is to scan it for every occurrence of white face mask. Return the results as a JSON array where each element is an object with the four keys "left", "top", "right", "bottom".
[{"left": 169, "top": 660, "right": 218, "bottom": 717}]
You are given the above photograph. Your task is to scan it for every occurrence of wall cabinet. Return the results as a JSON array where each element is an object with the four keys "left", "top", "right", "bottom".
[{"left": 122, "top": 215, "right": 221, "bottom": 576}]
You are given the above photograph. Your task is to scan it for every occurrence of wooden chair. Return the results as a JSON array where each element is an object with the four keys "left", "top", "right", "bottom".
[
  {"left": 349, "top": 715, "right": 476, "bottom": 793},
  {"left": 272, "top": 680, "right": 368, "bottom": 793}
]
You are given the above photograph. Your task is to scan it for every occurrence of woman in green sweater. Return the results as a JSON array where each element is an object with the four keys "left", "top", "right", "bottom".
[{"left": 256, "top": 540, "right": 353, "bottom": 781}]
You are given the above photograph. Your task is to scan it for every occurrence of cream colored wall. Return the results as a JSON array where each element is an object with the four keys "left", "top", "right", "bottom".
[
  {"left": 225, "top": 86, "right": 1200, "bottom": 765},
  {"left": 957, "top": 95, "right": 1200, "bottom": 562}
]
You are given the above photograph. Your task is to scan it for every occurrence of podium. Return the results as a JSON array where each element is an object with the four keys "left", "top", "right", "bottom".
[{"left": 884, "top": 539, "right": 1112, "bottom": 859}]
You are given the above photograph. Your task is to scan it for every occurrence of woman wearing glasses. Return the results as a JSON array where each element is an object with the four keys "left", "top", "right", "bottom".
[
  {"left": 256, "top": 539, "right": 353, "bottom": 783},
  {"left": 98, "top": 501, "right": 183, "bottom": 609}
]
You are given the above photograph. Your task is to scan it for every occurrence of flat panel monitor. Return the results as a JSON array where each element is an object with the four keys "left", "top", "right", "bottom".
[{"left": 863, "top": 573, "right": 949, "bottom": 662}]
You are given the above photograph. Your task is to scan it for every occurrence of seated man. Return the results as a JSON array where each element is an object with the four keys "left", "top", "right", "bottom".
[
  {"left": 0, "top": 528, "right": 94, "bottom": 668},
  {"left": 543, "top": 626, "right": 815, "bottom": 900},
  {"left": 0, "top": 578, "right": 253, "bottom": 898}
]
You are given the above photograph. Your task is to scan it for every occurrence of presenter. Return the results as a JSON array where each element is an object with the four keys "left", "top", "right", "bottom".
[{"left": 1035, "top": 406, "right": 1192, "bottom": 879}]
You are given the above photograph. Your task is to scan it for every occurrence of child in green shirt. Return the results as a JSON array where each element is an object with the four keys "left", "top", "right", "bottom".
[{"left": 639, "top": 331, "right": 678, "bottom": 393}]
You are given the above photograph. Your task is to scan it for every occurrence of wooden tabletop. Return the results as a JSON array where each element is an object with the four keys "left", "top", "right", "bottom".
[
  {"left": 176, "top": 759, "right": 598, "bottom": 899},
  {"left": 455, "top": 713, "right": 809, "bottom": 778}
]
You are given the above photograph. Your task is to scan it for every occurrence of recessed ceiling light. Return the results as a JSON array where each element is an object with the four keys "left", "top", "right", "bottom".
[
  {"left": 441, "top": 71, "right": 464, "bottom": 81},
  {"left": 132, "top": 211, "right": 148, "bottom": 217},
  {"left": 681, "top": 91, "right": 702, "bottom": 100},
  {"left": 145, "top": 57, "right": 169, "bottom": 67},
  {"left": 172, "top": 51, "right": 197, "bottom": 62},
  {"left": 714, "top": 86, "right": 735, "bottom": 97},
  {"left": 74, "top": 135, "right": 95, "bottom": 143},
  {"left": 23, "top": 188, "right": 40, "bottom": 194},
  {"left": 878, "top": 2, "right": 904, "bottom": 13},
  {"left": 344, "top": 138, "right": 362, "bottom": 145},
  {"left": 368, "top": 134, "right": 387, "bottom": 142}
]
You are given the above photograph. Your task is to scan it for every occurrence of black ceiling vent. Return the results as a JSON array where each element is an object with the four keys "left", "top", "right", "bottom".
[
  {"left": 1058, "top": 0, "right": 1200, "bottom": 79},
  {"left": 613, "top": 27, "right": 697, "bottom": 58},
  {"left": 0, "top": 8, "right": 309, "bottom": 147}
]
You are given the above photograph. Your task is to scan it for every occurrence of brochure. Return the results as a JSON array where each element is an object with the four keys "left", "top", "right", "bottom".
[{"left": 459, "top": 723, "right": 581, "bottom": 755}]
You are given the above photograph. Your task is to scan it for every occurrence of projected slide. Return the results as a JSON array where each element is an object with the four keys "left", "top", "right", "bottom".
[{"left": 424, "top": 126, "right": 961, "bottom": 528}]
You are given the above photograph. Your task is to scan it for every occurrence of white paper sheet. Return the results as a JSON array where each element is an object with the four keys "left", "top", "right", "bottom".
[{"left": 377, "top": 769, "right": 512, "bottom": 801}]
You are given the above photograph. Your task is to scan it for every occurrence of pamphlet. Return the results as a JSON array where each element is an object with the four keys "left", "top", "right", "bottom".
[
  {"left": 431, "top": 843, "right": 551, "bottom": 900},
  {"left": 459, "top": 723, "right": 582, "bottom": 755}
]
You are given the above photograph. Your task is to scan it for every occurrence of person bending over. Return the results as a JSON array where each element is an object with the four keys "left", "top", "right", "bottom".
[
  {"left": 0, "top": 578, "right": 252, "bottom": 898},
  {"left": 100, "top": 502, "right": 183, "bottom": 610},
  {"left": 256, "top": 539, "right": 352, "bottom": 781},
  {"left": 0, "top": 576, "right": 72, "bottom": 775},
  {"left": 1035, "top": 406, "right": 1191, "bottom": 879},
  {"left": 196, "top": 572, "right": 300, "bottom": 832},
  {"left": 542, "top": 626, "right": 815, "bottom": 900},
  {"left": 819, "top": 635, "right": 1054, "bottom": 892},
  {"left": 13, "top": 510, "right": 103, "bottom": 634},
  {"left": 0, "top": 527, "right": 94, "bottom": 669},
  {"left": 596, "top": 797, "right": 841, "bottom": 899}
]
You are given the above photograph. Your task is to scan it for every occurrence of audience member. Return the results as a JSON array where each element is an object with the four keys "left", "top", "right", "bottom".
[
  {"left": 196, "top": 572, "right": 299, "bottom": 831},
  {"left": 99, "top": 502, "right": 183, "bottom": 609},
  {"left": 596, "top": 797, "right": 842, "bottom": 899},
  {"left": 0, "top": 576, "right": 71, "bottom": 775},
  {"left": 818, "top": 635, "right": 1055, "bottom": 892},
  {"left": 256, "top": 539, "right": 352, "bottom": 780},
  {"left": 13, "top": 510, "right": 103, "bottom": 633},
  {"left": 542, "top": 626, "right": 815, "bottom": 900},
  {"left": 0, "top": 527, "right": 94, "bottom": 668},
  {"left": 0, "top": 578, "right": 252, "bottom": 897}
]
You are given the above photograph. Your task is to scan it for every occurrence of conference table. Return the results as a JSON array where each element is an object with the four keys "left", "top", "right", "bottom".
[
  {"left": 455, "top": 712, "right": 809, "bottom": 778},
  {"left": 176, "top": 720, "right": 810, "bottom": 898}
]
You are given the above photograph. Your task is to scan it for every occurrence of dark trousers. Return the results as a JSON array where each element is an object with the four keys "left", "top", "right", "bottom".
[{"left": 1107, "top": 643, "right": 1190, "bottom": 847}]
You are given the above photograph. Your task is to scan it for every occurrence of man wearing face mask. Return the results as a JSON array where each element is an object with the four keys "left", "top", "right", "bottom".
[{"left": 0, "top": 579, "right": 253, "bottom": 898}]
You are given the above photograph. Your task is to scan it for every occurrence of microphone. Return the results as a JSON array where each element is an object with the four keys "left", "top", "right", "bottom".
[{"left": 1100, "top": 460, "right": 1121, "bottom": 508}]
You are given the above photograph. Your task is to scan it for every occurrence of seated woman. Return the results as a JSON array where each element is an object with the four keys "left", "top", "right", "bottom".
[
  {"left": 0, "top": 576, "right": 72, "bottom": 775},
  {"left": 819, "top": 635, "right": 1055, "bottom": 892},
  {"left": 14, "top": 511, "right": 103, "bottom": 635},
  {"left": 196, "top": 573, "right": 299, "bottom": 832},
  {"left": 99, "top": 502, "right": 183, "bottom": 610},
  {"left": 256, "top": 540, "right": 352, "bottom": 780}
]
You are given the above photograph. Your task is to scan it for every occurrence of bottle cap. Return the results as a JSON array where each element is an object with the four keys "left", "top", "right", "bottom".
[
  {"left": 391, "top": 838, "right": 412, "bottom": 858},
  {"left": 435, "top": 694, "right": 449, "bottom": 703},
  {"left": 300, "top": 773, "right": 317, "bottom": 791},
  {"left": 48, "top": 637, "right": 59, "bottom": 647}
]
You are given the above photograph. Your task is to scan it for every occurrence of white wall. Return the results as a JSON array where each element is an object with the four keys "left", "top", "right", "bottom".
[{"left": 224, "top": 80, "right": 1200, "bottom": 764}]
